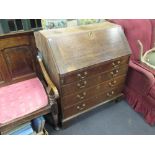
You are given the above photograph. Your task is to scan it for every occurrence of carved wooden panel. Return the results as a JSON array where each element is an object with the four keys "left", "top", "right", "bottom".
[
  {"left": 3, "top": 46, "right": 35, "bottom": 80},
  {"left": 0, "top": 31, "right": 37, "bottom": 86}
]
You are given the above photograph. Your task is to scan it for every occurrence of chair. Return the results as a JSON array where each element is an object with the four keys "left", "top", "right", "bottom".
[
  {"left": 0, "top": 53, "right": 59, "bottom": 134},
  {"left": 108, "top": 19, "right": 155, "bottom": 125}
]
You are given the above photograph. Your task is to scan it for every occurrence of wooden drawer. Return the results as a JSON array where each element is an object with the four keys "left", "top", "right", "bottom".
[
  {"left": 62, "top": 75, "right": 126, "bottom": 108},
  {"left": 60, "top": 55, "right": 129, "bottom": 85},
  {"left": 61, "top": 66, "right": 128, "bottom": 96},
  {"left": 63, "top": 85, "right": 124, "bottom": 119}
]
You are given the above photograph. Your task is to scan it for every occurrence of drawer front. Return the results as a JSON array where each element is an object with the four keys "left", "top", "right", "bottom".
[
  {"left": 63, "top": 85, "right": 123, "bottom": 119},
  {"left": 62, "top": 75, "right": 126, "bottom": 108},
  {"left": 62, "top": 66, "right": 128, "bottom": 96},
  {"left": 61, "top": 55, "right": 129, "bottom": 85}
]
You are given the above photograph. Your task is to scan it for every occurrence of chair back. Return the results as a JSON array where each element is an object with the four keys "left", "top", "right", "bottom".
[{"left": 109, "top": 19, "right": 152, "bottom": 62}]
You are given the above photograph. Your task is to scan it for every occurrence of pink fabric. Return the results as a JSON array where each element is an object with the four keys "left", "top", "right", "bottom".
[
  {"left": 133, "top": 61, "right": 155, "bottom": 76},
  {"left": 150, "top": 19, "right": 155, "bottom": 47},
  {"left": 124, "top": 86, "right": 155, "bottom": 125},
  {"left": 149, "top": 84, "right": 155, "bottom": 100},
  {"left": 124, "top": 61, "right": 155, "bottom": 125},
  {"left": 109, "top": 19, "right": 155, "bottom": 125},
  {"left": 108, "top": 19, "right": 152, "bottom": 61},
  {"left": 0, "top": 78, "right": 48, "bottom": 125},
  {"left": 127, "top": 61, "right": 155, "bottom": 95}
]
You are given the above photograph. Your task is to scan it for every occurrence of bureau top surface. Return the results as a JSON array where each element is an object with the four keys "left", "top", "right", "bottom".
[{"left": 34, "top": 22, "right": 131, "bottom": 75}]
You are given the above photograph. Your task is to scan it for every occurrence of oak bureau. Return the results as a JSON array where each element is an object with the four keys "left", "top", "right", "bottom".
[{"left": 34, "top": 22, "right": 131, "bottom": 127}]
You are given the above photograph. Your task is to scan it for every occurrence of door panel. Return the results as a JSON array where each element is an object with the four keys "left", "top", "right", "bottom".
[
  {"left": 0, "top": 31, "right": 37, "bottom": 86},
  {"left": 3, "top": 45, "right": 35, "bottom": 80}
]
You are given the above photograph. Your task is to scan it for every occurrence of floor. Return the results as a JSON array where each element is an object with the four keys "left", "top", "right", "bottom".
[{"left": 46, "top": 100, "right": 155, "bottom": 135}]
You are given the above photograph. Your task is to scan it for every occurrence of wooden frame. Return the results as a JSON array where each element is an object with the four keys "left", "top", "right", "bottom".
[
  {"left": 0, "top": 105, "right": 51, "bottom": 134},
  {"left": 37, "top": 52, "right": 59, "bottom": 99}
]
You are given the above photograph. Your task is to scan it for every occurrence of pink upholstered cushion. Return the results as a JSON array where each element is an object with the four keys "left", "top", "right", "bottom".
[
  {"left": 0, "top": 78, "right": 48, "bottom": 125},
  {"left": 108, "top": 19, "right": 152, "bottom": 61}
]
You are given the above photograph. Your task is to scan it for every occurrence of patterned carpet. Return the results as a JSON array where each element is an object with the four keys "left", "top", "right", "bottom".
[{"left": 46, "top": 100, "right": 155, "bottom": 135}]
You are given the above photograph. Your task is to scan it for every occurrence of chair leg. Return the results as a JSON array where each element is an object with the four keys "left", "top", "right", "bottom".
[
  {"left": 48, "top": 94, "right": 60, "bottom": 130},
  {"left": 51, "top": 103, "right": 60, "bottom": 130}
]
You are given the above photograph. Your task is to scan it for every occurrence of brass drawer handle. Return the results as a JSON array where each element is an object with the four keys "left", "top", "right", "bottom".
[
  {"left": 77, "top": 72, "right": 88, "bottom": 79},
  {"left": 109, "top": 80, "right": 117, "bottom": 87},
  {"left": 77, "top": 80, "right": 87, "bottom": 88},
  {"left": 112, "top": 60, "right": 121, "bottom": 67},
  {"left": 117, "top": 60, "right": 121, "bottom": 64},
  {"left": 77, "top": 103, "right": 86, "bottom": 111},
  {"left": 77, "top": 92, "right": 86, "bottom": 100},
  {"left": 84, "top": 72, "right": 88, "bottom": 75},
  {"left": 77, "top": 74, "right": 85, "bottom": 79},
  {"left": 107, "top": 91, "right": 114, "bottom": 97},
  {"left": 110, "top": 69, "right": 119, "bottom": 77}
]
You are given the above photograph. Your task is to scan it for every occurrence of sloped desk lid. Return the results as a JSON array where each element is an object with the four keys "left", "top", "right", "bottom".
[{"left": 34, "top": 22, "right": 131, "bottom": 75}]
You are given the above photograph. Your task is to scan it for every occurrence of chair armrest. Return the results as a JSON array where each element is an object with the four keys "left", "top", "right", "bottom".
[
  {"left": 37, "top": 54, "right": 59, "bottom": 99},
  {"left": 128, "top": 61, "right": 154, "bottom": 94},
  {"left": 129, "top": 61, "right": 154, "bottom": 84}
]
